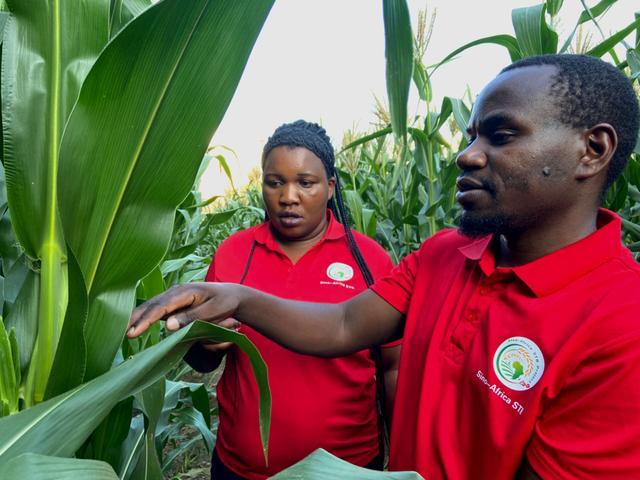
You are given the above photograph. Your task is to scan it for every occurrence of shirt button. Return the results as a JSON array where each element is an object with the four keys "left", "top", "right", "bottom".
[{"left": 478, "top": 286, "right": 489, "bottom": 295}]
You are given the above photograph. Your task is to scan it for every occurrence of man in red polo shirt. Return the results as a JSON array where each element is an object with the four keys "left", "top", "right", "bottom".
[{"left": 129, "top": 54, "right": 640, "bottom": 479}]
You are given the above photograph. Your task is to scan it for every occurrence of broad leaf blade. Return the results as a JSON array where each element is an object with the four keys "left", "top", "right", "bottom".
[
  {"left": 383, "top": 0, "right": 413, "bottom": 139},
  {"left": 2, "top": 0, "right": 110, "bottom": 405},
  {"left": 512, "top": 3, "right": 558, "bottom": 57},
  {"left": 0, "top": 453, "right": 118, "bottom": 479},
  {"left": 270, "top": 449, "right": 424, "bottom": 479},
  {"left": 57, "top": 0, "right": 274, "bottom": 381}
]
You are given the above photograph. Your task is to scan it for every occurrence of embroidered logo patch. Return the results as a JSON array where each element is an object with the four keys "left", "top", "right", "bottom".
[
  {"left": 326, "top": 262, "right": 354, "bottom": 281},
  {"left": 493, "top": 336, "right": 545, "bottom": 391}
]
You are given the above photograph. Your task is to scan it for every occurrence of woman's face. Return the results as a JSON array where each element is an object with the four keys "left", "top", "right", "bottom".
[{"left": 262, "top": 146, "right": 335, "bottom": 242}]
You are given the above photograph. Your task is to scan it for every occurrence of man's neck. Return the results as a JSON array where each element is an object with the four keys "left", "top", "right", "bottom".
[{"left": 496, "top": 210, "right": 599, "bottom": 267}]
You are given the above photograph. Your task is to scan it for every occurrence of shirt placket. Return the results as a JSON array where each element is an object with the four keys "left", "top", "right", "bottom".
[{"left": 449, "top": 270, "right": 515, "bottom": 359}]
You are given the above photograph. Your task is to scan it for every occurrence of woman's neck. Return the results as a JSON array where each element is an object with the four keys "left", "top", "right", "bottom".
[{"left": 273, "top": 219, "right": 329, "bottom": 264}]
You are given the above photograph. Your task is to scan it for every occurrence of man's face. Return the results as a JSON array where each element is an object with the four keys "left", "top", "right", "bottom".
[{"left": 455, "top": 65, "right": 584, "bottom": 237}]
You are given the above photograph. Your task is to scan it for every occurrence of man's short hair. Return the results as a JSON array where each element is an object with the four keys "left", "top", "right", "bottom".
[{"left": 501, "top": 54, "right": 640, "bottom": 193}]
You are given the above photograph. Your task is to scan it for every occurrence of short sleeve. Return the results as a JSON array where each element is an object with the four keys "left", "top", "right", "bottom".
[
  {"left": 370, "top": 247, "right": 421, "bottom": 315},
  {"left": 204, "top": 258, "right": 216, "bottom": 282},
  {"left": 526, "top": 334, "right": 640, "bottom": 479}
]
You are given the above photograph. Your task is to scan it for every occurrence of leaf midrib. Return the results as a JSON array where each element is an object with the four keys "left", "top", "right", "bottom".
[{"left": 85, "top": 0, "right": 210, "bottom": 290}]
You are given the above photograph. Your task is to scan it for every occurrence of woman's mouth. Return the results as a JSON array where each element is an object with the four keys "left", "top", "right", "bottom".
[{"left": 278, "top": 213, "right": 303, "bottom": 227}]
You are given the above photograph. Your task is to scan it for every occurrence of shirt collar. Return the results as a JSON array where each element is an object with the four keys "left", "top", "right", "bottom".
[
  {"left": 458, "top": 209, "right": 623, "bottom": 297},
  {"left": 253, "top": 209, "right": 345, "bottom": 250}
]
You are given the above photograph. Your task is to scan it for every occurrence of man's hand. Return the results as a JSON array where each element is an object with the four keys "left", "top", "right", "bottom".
[{"left": 127, "top": 282, "right": 244, "bottom": 338}]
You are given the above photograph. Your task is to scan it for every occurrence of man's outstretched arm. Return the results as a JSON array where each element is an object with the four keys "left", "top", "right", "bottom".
[{"left": 127, "top": 282, "right": 404, "bottom": 357}]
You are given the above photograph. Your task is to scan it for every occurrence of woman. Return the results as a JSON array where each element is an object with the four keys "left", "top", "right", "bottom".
[{"left": 185, "top": 120, "right": 400, "bottom": 479}]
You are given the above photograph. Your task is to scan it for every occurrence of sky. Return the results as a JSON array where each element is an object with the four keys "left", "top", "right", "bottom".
[{"left": 201, "top": 0, "right": 638, "bottom": 198}]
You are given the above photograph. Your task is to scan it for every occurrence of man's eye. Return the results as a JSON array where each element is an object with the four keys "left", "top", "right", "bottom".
[
  {"left": 299, "top": 180, "right": 313, "bottom": 188},
  {"left": 265, "top": 180, "right": 282, "bottom": 187},
  {"left": 490, "top": 131, "right": 513, "bottom": 145}
]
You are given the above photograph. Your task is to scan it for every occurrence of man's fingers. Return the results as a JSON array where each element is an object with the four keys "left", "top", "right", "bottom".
[
  {"left": 128, "top": 285, "right": 207, "bottom": 337},
  {"left": 165, "top": 303, "right": 232, "bottom": 331}
]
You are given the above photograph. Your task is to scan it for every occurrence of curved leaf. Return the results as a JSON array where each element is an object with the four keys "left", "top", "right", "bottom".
[
  {"left": 587, "top": 15, "right": 640, "bottom": 58},
  {"left": 56, "top": 0, "right": 274, "bottom": 381},
  {"left": 0, "top": 453, "right": 118, "bottom": 479},
  {"left": 270, "top": 449, "right": 424, "bottom": 479},
  {"left": 433, "top": 35, "right": 522, "bottom": 73},
  {"left": 511, "top": 3, "right": 558, "bottom": 57},
  {"left": 0, "top": 321, "right": 271, "bottom": 465}
]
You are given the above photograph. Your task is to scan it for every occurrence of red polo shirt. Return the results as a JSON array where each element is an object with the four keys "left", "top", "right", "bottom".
[
  {"left": 372, "top": 209, "right": 640, "bottom": 479},
  {"left": 209, "top": 212, "right": 393, "bottom": 479}
]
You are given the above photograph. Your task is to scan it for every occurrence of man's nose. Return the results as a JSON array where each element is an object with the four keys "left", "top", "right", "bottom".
[{"left": 456, "top": 140, "right": 488, "bottom": 170}]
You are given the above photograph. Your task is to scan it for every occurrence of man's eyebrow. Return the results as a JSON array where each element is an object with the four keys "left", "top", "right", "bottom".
[{"left": 468, "top": 112, "right": 518, "bottom": 134}]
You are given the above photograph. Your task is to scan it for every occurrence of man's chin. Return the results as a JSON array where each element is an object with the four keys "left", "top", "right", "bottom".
[{"left": 458, "top": 211, "right": 510, "bottom": 238}]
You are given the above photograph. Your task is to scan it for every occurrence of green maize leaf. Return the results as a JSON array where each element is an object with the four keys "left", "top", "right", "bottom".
[
  {"left": 0, "top": 316, "right": 18, "bottom": 414},
  {"left": 628, "top": 49, "right": 640, "bottom": 79},
  {"left": 3, "top": 267, "right": 38, "bottom": 375},
  {"left": 9, "top": 327, "right": 19, "bottom": 386},
  {"left": 560, "top": 0, "right": 618, "bottom": 53},
  {"left": 434, "top": 35, "right": 522, "bottom": 73},
  {"left": 56, "top": 0, "right": 274, "bottom": 382},
  {"left": 578, "top": 0, "right": 618, "bottom": 25},
  {"left": 1, "top": 0, "right": 109, "bottom": 406},
  {"left": 587, "top": 16, "right": 640, "bottom": 58},
  {"left": 44, "top": 250, "right": 88, "bottom": 399},
  {"left": 161, "top": 435, "right": 201, "bottom": 473},
  {"left": 512, "top": 4, "right": 558, "bottom": 57},
  {"left": 0, "top": 453, "right": 118, "bottom": 479},
  {"left": 2, "top": 0, "right": 110, "bottom": 405},
  {"left": 172, "top": 406, "right": 215, "bottom": 454},
  {"left": 137, "top": 266, "right": 166, "bottom": 302},
  {"left": 339, "top": 127, "right": 393, "bottom": 154},
  {"left": 117, "top": 415, "right": 145, "bottom": 479},
  {"left": 412, "top": 59, "right": 431, "bottom": 102},
  {"left": 383, "top": 0, "right": 413, "bottom": 139},
  {"left": 109, "top": 0, "right": 152, "bottom": 38},
  {"left": 0, "top": 320, "right": 271, "bottom": 465},
  {"left": 270, "top": 449, "right": 424, "bottom": 479},
  {"left": 430, "top": 97, "right": 454, "bottom": 135},
  {"left": 448, "top": 98, "right": 472, "bottom": 137},
  {"left": 546, "top": 0, "right": 563, "bottom": 17},
  {"left": 214, "top": 154, "right": 237, "bottom": 192},
  {"left": 130, "top": 379, "right": 165, "bottom": 480},
  {"left": 83, "top": 396, "right": 135, "bottom": 470}
]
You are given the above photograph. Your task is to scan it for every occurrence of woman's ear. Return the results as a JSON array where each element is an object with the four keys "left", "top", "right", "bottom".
[
  {"left": 575, "top": 123, "right": 617, "bottom": 180},
  {"left": 327, "top": 177, "right": 336, "bottom": 200}
]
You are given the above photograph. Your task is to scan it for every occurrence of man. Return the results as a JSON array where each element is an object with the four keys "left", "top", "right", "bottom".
[{"left": 129, "top": 55, "right": 640, "bottom": 479}]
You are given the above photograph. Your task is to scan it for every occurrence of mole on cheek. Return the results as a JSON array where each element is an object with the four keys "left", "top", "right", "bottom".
[{"left": 542, "top": 166, "right": 551, "bottom": 177}]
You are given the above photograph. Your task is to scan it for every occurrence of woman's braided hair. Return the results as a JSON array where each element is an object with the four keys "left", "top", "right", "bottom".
[{"left": 262, "top": 120, "right": 374, "bottom": 286}]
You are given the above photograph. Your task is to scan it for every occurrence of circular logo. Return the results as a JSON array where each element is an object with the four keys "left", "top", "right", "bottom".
[
  {"left": 493, "top": 336, "right": 545, "bottom": 391},
  {"left": 326, "top": 262, "right": 354, "bottom": 281}
]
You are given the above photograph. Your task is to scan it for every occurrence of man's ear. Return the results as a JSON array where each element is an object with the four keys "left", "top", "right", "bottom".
[{"left": 575, "top": 123, "right": 617, "bottom": 180}]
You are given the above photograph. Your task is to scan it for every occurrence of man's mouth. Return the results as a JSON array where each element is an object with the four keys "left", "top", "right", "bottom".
[{"left": 456, "top": 176, "right": 485, "bottom": 192}]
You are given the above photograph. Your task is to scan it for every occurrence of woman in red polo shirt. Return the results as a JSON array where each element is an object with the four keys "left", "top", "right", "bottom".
[{"left": 184, "top": 120, "right": 399, "bottom": 479}]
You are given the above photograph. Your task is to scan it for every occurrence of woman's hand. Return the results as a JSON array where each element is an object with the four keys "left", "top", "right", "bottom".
[{"left": 127, "top": 282, "right": 244, "bottom": 338}]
